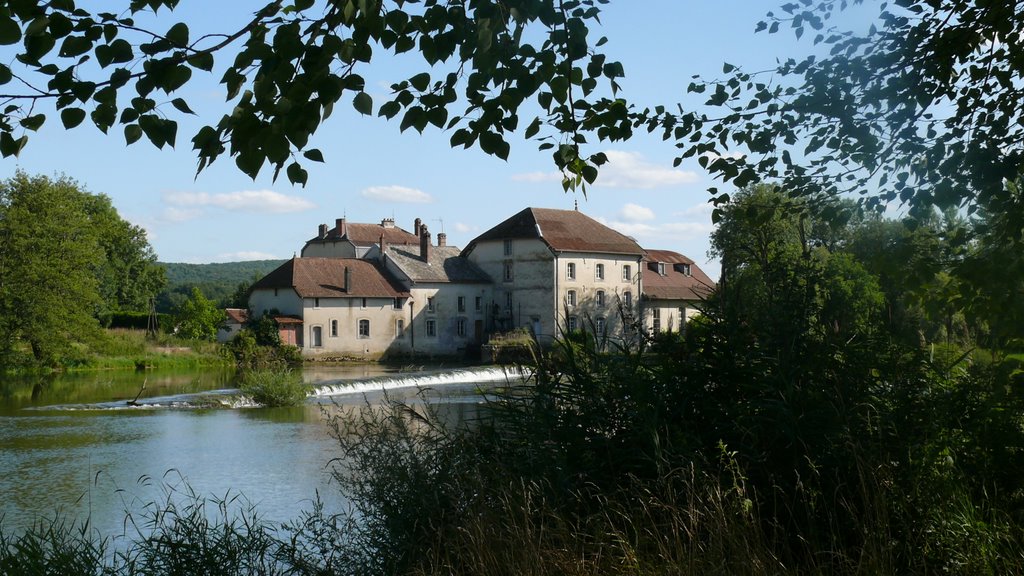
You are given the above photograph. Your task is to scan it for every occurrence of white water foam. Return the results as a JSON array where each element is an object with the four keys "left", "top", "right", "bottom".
[{"left": 309, "top": 366, "right": 532, "bottom": 398}]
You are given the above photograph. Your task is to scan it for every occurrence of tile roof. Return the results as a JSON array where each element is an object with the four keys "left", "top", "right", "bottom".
[
  {"left": 306, "top": 221, "right": 419, "bottom": 247},
  {"left": 224, "top": 308, "right": 249, "bottom": 324},
  {"left": 385, "top": 245, "right": 492, "bottom": 283},
  {"left": 641, "top": 249, "right": 716, "bottom": 301},
  {"left": 463, "top": 207, "right": 645, "bottom": 256},
  {"left": 252, "top": 258, "right": 410, "bottom": 298}
]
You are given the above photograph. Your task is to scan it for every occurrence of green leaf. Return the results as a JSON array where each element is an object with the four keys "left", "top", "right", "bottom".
[
  {"left": 124, "top": 123, "right": 143, "bottom": 145},
  {"left": 353, "top": 91, "right": 372, "bottom": 115},
  {"left": 409, "top": 72, "right": 430, "bottom": 92},
  {"left": 0, "top": 17, "right": 21, "bottom": 45},
  {"left": 187, "top": 51, "right": 214, "bottom": 71},
  {"left": 20, "top": 114, "right": 46, "bottom": 131},
  {"left": 0, "top": 132, "right": 28, "bottom": 157},
  {"left": 166, "top": 22, "right": 189, "bottom": 47},
  {"left": 303, "top": 148, "right": 324, "bottom": 162},
  {"left": 0, "top": 64, "right": 11, "bottom": 85},
  {"left": 170, "top": 98, "right": 195, "bottom": 114},
  {"left": 60, "top": 107, "right": 86, "bottom": 129},
  {"left": 286, "top": 161, "right": 308, "bottom": 186}
]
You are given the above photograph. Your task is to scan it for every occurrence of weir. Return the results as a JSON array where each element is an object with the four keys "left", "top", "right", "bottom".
[{"left": 309, "top": 366, "right": 531, "bottom": 398}]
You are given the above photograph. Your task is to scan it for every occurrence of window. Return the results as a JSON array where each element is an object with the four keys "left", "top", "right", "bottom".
[
  {"left": 566, "top": 290, "right": 577, "bottom": 307},
  {"left": 330, "top": 319, "right": 338, "bottom": 337},
  {"left": 358, "top": 319, "right": 370, "bottom": 338},
  {"left": 658, "top": 262, "right": 666, "bottom": 276},
  {"left": 475, "top": 296, "right": 482, "bottom": 312},
  {"left": 505, "top": 292, "right": 513, "bottom": 311},
  {"left": 393, "top": 297, "right": 403, "bottom": 310},
  {"left": 623, "top": 290, "right": 633, "bottom": 308},
  {"left": 622, "top": 265, "right": 632, "bottom": 282},
  {"left": 682, "top": 263, "right": 691, "bottom": 276},
  {"left": 313, "top": 297, "right": 321, "bottom": 309},
  {"left": 457, "top": 318, "right": 467, "bottom": 337},
  {"left": 361, "top": 297, "right": 367, "bottom": 309},
  {"left": 458, "top": 296, "right": 466, "bottom": 312},
  {"left": 396, "top": 319, "right": 405, "bottom": 338},
  {"left": 652, "top": 309, "right": 661, "bottom": 333},
  {"left": 596, "top": 290, "right": 606, "bottom": 308},
  {"left": 426, "top": 319, "right": 437, "bottom": 337},
  {"left": 427, "top": 297, "right": 436, "bottom": 312},
  {"left": 503, "top": 261, "right": 514, "bottom": 282},
  {"left": 595, "top": 263, "right": 604, "bottom": 280},
  {"left": 595, "top": 317, "right": 606, "bottom": 335},
  {"left": 566, "top": 262, "right": 576, "bottom": 280},
  {"left": 568, "top": 316, "right": 578, "bottom": 332},
  {"left": 503, "top": 239, "right": 513, "bottom": 256},
  {"left": 311, "top": 326, "right": 323, "bottom": 347}
]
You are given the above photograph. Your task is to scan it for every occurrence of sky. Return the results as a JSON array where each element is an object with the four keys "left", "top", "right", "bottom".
[{"left": 1, "top": 2, "right": 880, "bottom": 279}]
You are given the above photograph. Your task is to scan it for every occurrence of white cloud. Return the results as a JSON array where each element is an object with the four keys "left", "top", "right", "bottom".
[
  {"left": 596, "top": 217, "right": 715, "bottom": 244},
  {"left": 161, "top": 207, "right": 203, "bottom": 222},
  {"left": 215, "top": 251, "right": 281, "bottom": 262},
  {"left": 164, "top": 190, "right": 316, "bottom": 214},
  {"left": 598, "top": 150, "right": 699, "bottom": 189},
  {"left": 453, "top": 222, "right": 479, "bottom": 233},
  {"left": 619, "top": 203, "right": 655, "bottom": 222},
  {"left": 674, "top": 202, "right": 715, "bottom": 218},
  {"left": 360, "top": 185, "right": 434, "bottom": 204}
]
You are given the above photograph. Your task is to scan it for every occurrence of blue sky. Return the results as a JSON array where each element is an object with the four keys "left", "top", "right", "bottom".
[{"left": 2, "top": 2, "right": 879, "bottom": 279}]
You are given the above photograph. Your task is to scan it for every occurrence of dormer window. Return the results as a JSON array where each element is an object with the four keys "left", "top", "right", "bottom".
[
  {"left": 658, "top": 262, "right": 666, "bottom": 276},
  {"left": 682, "top": 263, "right": 691, "bottom": 276}
]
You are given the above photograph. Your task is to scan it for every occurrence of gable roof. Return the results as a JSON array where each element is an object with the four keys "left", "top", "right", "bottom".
[
  {"left": 641, "top": 249, "right": 716, "bottom": 301},
  {"left": 252, "top": 257, "right": 409, "bottom": 298},
  {"left": 305, "top": 220, "right": 419, "bottom": 247},
  {"left": 462, "top": 207, "right": 645, "bottom": 256},
  {"left": 385, "top": 245, "right": 492, "bottom": 284}
]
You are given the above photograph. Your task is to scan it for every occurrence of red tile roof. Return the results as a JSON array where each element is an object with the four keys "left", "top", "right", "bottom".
[
  {"left": 252, "top": 258, "right": 410, "bottom": 298},
  {"left": 641, "top": 250, "right": 716, "bottom": 301},
  {"left": 224, "top": 308, "right": 249, "bottom": 324},
  {"left": 306, "top": 221, "right": 419, "bottom": 247},
  {"left": 463, "top": 207, "right": 645, "bottom": 256}
]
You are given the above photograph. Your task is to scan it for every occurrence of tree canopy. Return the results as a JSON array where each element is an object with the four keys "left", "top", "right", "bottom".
[{"left": 0, "top": 0, "right": 1020, "bottom": 226}]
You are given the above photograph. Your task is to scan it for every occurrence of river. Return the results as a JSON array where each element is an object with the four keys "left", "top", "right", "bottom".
[{"left": 0, "top": 365, "right": 521, "bottom": 539}]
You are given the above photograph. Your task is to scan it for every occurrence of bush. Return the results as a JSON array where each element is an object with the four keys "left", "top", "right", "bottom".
[{"left": 238, "top": 369, "right": 307, "bottom": 407}]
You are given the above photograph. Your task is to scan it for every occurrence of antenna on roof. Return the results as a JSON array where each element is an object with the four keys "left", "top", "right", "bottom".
[
  {"left": 574, "top": 198, "right": 579, "bottom": 211},
  {"left": 433, "top": 218, "right": 445, "bottom": 233}
]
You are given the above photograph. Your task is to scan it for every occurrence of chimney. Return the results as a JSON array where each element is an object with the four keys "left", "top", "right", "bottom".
[
  {"left": 381, "top": 217, "right": 395, "bottom": 228},
  {"left": 414, "top": 217, "right": 422, "bottom": 236},
  {"left": 335, "top": 217, "right": 346, "bottom": 238},
  {"left": 420, "top": 224, "right": 431, "bottom": 262},
  {"left": 379, "top": 232, "right": 387, "bottom": 257},
  {"left": 318, "top": 223, "right": 328, "bottom": 239},
  {"left": 344, "top": 266, "right": 351, "bottom": 292},
  {"left": 437, "top": 232, "right": 447, "bottom": 247}
]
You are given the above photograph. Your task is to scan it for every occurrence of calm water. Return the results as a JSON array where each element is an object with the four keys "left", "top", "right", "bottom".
[{"left": 0, "top": 365, "right": 514, "bottom": 538}]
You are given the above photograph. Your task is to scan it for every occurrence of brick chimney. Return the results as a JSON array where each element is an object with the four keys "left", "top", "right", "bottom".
[
  {"left": 414, "top": 217, "right": 422, "bottom": 236},
  {"left": 335, "top": 217, "right": 346, "bottom": 238},
  {"left": 379, "top": 232, "right": 387, "bottom": 257},
  {"left": 318, "top": 223, "right": 328, "bottom": 239},
  {"left": 344, "top": 266, "right": 351, "bottom": 292},
  {"left": 419, "top": 224, "right": 431, "bottom": 262},
  {"left": 381, "top": 217, "right": 395, "bottom": 228},
  {"left": 437, "top": 232, "right": 447, "bottom": 247}
]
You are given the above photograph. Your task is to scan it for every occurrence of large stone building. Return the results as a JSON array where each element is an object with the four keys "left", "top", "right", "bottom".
[{"left": 246, "top": 207, "right": 714, "bottom": 358}]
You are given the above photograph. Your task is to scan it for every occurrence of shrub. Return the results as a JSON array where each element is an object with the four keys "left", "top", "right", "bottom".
[{"left": 238, "top": 369, "right": 307, "bottom": 407}]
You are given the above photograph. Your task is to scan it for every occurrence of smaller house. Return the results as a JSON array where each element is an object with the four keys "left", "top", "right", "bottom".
[
  {"left": 217, "top": 308, "right": 249, "bottom": 343},
  {"left": 302, "top": 217, "right": 420, "bottom": 258},
  {"left": 640, "top": 249, "right": 716, "bottom": 334}
]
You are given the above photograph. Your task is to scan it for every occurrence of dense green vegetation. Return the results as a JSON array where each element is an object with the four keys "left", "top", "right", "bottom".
[
  {"left": 0, "top": 173, "right": 166, "bottom": 370},
  {"left": 238, "top": 369, "right": 308, "bottom": 407},
  {"left": 156, "top": 260, "right": 284, "bottom": 313}
]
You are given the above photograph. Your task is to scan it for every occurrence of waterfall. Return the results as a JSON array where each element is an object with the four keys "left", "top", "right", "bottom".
[{"left": 309, "top": 366, "right": 532, "bottom": 398}]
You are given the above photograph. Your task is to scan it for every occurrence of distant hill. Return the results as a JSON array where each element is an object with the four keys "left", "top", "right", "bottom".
[{"left": 156, "top": 260, "right": 286, "bottom": 313}]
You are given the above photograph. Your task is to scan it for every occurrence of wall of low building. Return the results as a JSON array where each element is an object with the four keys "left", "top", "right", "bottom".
[
  {"left": 466, "top": 238, "right": 556, "bottom": 342},
  {"left": 301, "top": 240, "right": 357, "bottom": 258},
  {"left": 406, "top": 283, "right": 491, "bottom": 355},
  {"left": 642, "top": 299, "right": 701, "bottom": 334},
  {"left": 301, "top": 296, "right": 410, "bottom": 358}
]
